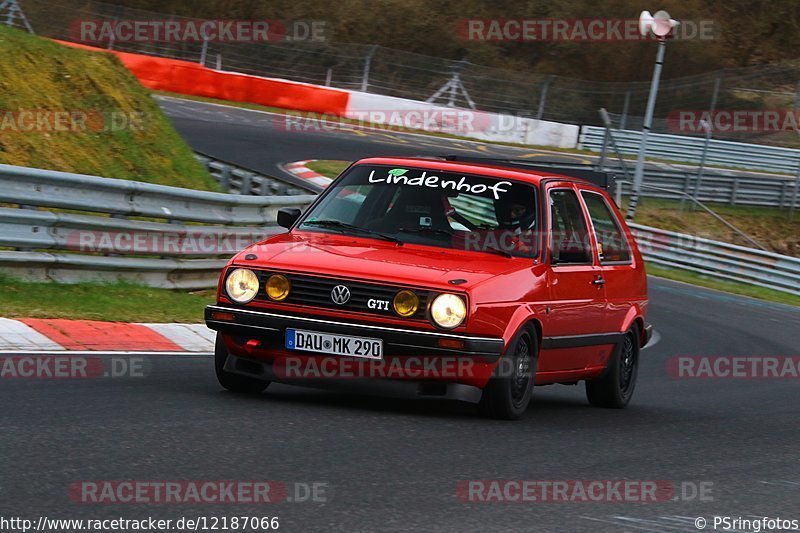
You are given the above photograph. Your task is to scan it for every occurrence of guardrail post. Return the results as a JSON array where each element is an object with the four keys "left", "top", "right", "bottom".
[
  {"left": 709, "top": 75, "right": 721, "bottom": 113},
  {"left": 791, "top": 162, "right": 800, "bottom": 220},
  {"left": 689, "top": 121, "right": 713, "bottom": 211},
  {"left": 679, "top": 173, "right": 692, "bottom": 211},
  {"left": 536, "top": 75, "right": 555, "bottom": 120},
  {"left": 619, "top": 91, "right": 631, "bottom": 130},
  {"left": 240, "top": 172, "right": 253, "bottom": 195},
  {"left": 199, "top": 38, "right": 209, "bottom": 66},
  {"left": 780, "top": 182, "right": 789, "bottom": 210},
  {"left": 597, "top": 114, "right": 610, "bottom": 171},
  {"left": 15, "top": 202, "right": 35, "bottom": 251},
  {"left": 219, "top": 165, "right": 232, "bottom": 191},
  {"left": 730, "top": 179, "right": 739, "bottom": 206},
  {"left": 361, "top": 45, "right": 377, "bottom": 93},
  {"left": 259, "top": 177, "right": 272, "bottom": 196}
]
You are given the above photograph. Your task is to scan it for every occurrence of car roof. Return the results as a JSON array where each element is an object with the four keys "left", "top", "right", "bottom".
[{"left": 354, "top": 156, "right": 608, "bottom": 193}]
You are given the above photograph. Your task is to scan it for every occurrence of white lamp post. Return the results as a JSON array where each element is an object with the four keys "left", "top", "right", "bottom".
[{"left": 626, "top": 10, "right": 679, "bottom": 220}]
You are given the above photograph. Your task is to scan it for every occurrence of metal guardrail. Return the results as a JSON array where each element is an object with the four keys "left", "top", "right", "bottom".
[
  {"left": 613, "top": 169, "right": 799, "bottom": 209},
  {"left": 194, "top": 151, "right": 322, "bottom": 195},
  {"left": 528, "top": 159, "right": 799, "bottom": 209},
  {"left": 631, "top": 223, "right": 800, "bottom": 297},
  {"left": 0, "top": 163, "right": 315, "bottom": 289},
  {"left": 0, "top": 162, "right": 797, "bottom": 296},
  {"left": 580, "top": 125, "right": 800, "bottom": 175}
]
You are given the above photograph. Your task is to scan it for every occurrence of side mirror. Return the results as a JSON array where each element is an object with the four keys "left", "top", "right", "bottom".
[{"left": 277, "top": 207, "right": 302, "bottom": 229}]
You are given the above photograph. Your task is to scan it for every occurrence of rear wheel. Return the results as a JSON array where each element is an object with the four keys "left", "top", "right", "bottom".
[
  {"left": 214, "top": 333, "right": 270, "bottom": 394},
  {"left": 479, "top": 327, "right": 538, "bottom": 420},
  {"left": 585, "top": 325, "right": 639, "bottom": 408}
]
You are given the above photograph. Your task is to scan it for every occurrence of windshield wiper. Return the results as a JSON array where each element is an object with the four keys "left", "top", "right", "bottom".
[
  {"left": 398, "top": 227, "right": 454, "bottom": 238},
  {"left": 302, "top": 220, "right": 404, "bottom": 245},
  {"left": 480, "top": 245, "right": 513, "bottom": 258}
]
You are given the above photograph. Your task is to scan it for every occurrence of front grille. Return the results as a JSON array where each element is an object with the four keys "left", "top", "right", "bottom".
[{"left": 255, "top": 271, "right": 430, "bottom": 320}]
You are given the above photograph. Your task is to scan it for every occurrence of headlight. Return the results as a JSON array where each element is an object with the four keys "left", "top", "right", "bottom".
[
  {"left": 225, "top": 268, "right": 259, "bottom": 304},
  {"left": 266, "top": 274, "right": 291, "bottom": 301},
  {"left": 393, "top": 289, "right": 419, "bottom": 317},
  {"left": 430, "top": 293, "right": 467, "bottom": 329}
]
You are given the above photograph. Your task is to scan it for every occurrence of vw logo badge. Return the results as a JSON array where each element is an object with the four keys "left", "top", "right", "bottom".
[{"left": 331, "top": 285, "right": 351, "bottom": 305}]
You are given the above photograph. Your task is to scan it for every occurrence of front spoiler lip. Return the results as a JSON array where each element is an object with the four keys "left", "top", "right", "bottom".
[
  {"left": 205, "top": 304, "right": 504, "bottom": 360},
  {"left": 223, "top": 353, "right": 484, "bottom": 403}
]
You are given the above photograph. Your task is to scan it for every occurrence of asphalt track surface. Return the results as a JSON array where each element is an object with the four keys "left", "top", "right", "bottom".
[
  {"left": 157, "top": 95, "right": 594, "bottom": 181},
  {"left": 3, "top": 98, "right": 799, "bottom": 532}
]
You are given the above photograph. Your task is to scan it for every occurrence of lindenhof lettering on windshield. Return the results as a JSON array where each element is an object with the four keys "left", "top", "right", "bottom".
[{"left": 368, "top": 168, "right": 513, "bottom": 200}]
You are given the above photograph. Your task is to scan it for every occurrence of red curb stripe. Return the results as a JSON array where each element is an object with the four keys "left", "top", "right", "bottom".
[
  {"left": 285, "top": 160, "right": 330, "bottom": 186},
  {"left": 19, "top": 319, "right": 184, "bottom": 351}
]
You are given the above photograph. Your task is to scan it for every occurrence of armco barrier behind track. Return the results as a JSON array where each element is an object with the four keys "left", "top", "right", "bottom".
[
  {"left": 194, "top": 151, "right": 322, "bottom": 195},
  {"left": 527, "top": 161, "right": 799, "bottom": 209},
  {"left": 630, "top": 224, "right": 800, "bottom": 297},
  {"left": 580, "top": 125, "right": 800, "bottom": 175},
  {"left": 0, "top": 163, "right": 797, "bottom": 295},
  {"left": 0, "top": 163, "right": 315, "bottom": 289}
]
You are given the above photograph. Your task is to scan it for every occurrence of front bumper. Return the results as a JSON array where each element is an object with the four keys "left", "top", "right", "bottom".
[{"left": 205, "top": 305, "right": 505, "bottom": 360}]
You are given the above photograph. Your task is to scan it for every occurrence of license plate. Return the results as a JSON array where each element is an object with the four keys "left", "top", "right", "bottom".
[{"left": 285, "top": 329, "right": 383, "bottom": 360}]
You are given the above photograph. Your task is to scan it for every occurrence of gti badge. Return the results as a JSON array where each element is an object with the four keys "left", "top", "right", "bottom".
[{"left": 331, "top": 285, "right": 351, "bottom": 305}]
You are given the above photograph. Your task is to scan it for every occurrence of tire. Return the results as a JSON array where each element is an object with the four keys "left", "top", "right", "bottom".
[
  {"left": 214, "top": 333, "right": 270, "bottom": 394},
  {"left": 479, "top": 326, "right": 538, "bottom": 420},
  {"left": 585, "top": 324, "right": 640, "bottom": 408}
]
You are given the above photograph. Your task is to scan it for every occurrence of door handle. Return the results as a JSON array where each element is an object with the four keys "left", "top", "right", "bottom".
[{"left": 592, "top": 277, "right": 606, "bottom": 286}]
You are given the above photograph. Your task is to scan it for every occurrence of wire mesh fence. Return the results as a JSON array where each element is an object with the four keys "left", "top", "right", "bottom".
[{"left": 12, "top": 0, "right": 800, "bottom": 147}]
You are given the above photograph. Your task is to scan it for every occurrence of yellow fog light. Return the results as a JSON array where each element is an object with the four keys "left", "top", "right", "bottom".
[
  {"left": 225, "top": 268, "right": 259, "bottom": 304},
  {"left": 393, "top": 290, "right": 419, "bottom": 317},
  {"left": 266, "top": 274, "right": 291, "bottom": 301},
  {"left": 430, "top": 293, "right": 466, "bottom": 329}
]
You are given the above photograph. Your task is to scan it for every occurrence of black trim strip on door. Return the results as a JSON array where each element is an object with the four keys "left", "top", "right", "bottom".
[{"left": 542, "top": 332, "right": 624, "bottom": 349}]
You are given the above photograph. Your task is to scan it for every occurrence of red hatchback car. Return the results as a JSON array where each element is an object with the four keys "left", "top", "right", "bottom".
[{"left": 205, "top": 156, "right": 652, "bottom": 419}]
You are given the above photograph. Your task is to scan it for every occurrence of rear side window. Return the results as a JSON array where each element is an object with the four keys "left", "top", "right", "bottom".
[
  {"left": 549, "top": 189, "right": 593, "bottom": 265},
  {"left": 581, "top": 192, "right": 632, "bottom": 264}
]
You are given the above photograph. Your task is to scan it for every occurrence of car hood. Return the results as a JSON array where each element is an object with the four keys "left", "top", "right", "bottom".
[{"left": 233, "top": 231, "right": 530, "bottom": 291}]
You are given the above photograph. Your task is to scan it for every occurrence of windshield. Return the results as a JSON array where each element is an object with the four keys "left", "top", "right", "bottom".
[{"left": 297, "top": 164, "right": 539, "bottom": 258}]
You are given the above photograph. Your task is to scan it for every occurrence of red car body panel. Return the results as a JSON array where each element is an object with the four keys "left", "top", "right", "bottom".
[{"left": 206, "top": 157, "right": 649, "bottom": 392}]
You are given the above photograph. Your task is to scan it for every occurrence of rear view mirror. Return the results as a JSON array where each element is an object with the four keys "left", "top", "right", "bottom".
[{"left": 277, "top": 207, "right": 302, "bottom": 229}]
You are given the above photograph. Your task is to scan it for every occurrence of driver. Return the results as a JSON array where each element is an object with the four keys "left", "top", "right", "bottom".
[
  {"left": 488, "top": 195, "right": 536, "bottom": 255},
  {"left": 494, "top": 197, "right": 533, "bottom": 232}
]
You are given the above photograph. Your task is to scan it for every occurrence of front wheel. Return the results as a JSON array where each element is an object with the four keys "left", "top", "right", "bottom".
[
  {"left": 214, "top": 333, "right": 270, "bottom": 394},
  {"left": 585, "top": 325, "right": 640, "bottom": 408},
  {"left": 479, "top": 327, "right": 538, "bottom": 420}
]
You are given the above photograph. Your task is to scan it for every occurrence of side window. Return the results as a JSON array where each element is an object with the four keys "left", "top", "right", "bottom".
[
  {"left": 549, "top": 189, "right": 593, "bottom": 265},
  {"left": 581, "top": 192, "right": 632, "bottom": 264}
]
